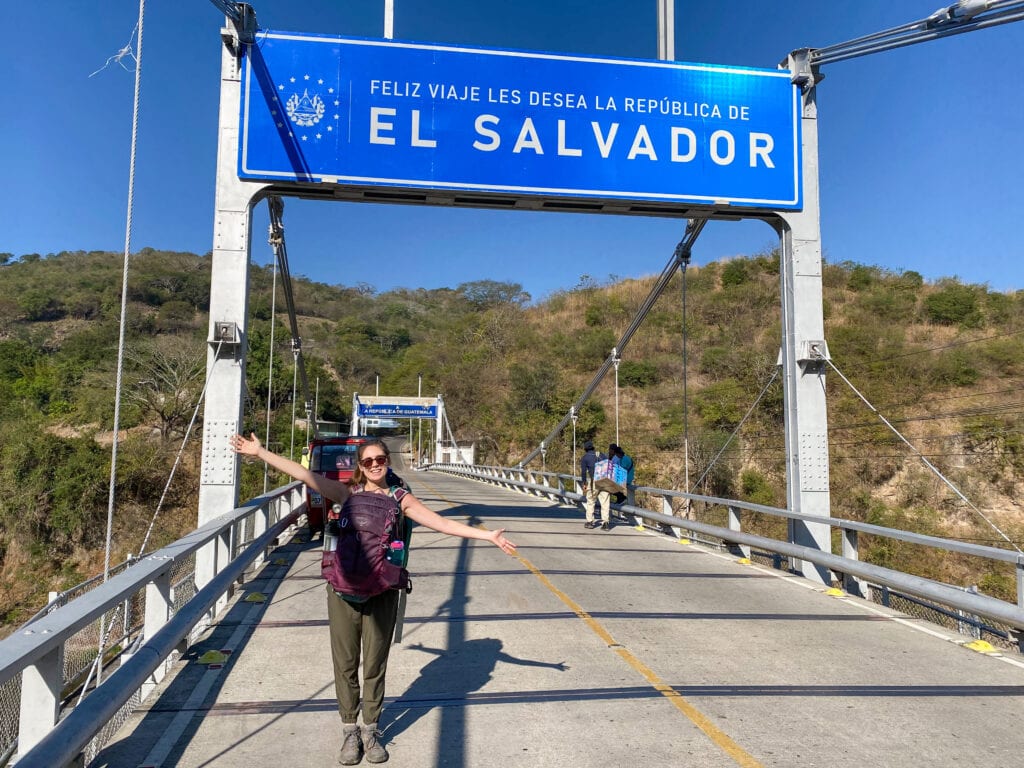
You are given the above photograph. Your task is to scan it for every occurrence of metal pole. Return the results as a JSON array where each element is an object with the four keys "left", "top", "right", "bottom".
[
  {"left": 571, "top": 406, "right": 578, "bottom": 479},
  {"left": 263, "top": 257, "right": 277, "bottom": 494},
  {"left": 613, "top": 348, "right": 620, "bottom": 446},
  {"left": 777, "top": 50, "right": 832, "bottom": 585},
  {"left": 384, "top": 0, "right": 394, "bottom": 39},
  {"left": 375, "top": 373, "right": 380, "bottom": 397},
  {"left": 197, "top": 12, "right": 261, "bottom": 600},
  {"left": 680, "top": 257, "right": 690, "bottom": 497},
  {"left": 657, "top": 0, "right": 675, "bottom": 60},
  {"left": 409, "top": 374, "right": 417, "bottom": 462},
  {"left": 289, "top": 353, "right": 298, "bottom": 459}
]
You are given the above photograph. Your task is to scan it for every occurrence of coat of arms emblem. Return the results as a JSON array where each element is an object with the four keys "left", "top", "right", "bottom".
[{"left": 286, "top": 88, "right": 326, "bottom": 127}]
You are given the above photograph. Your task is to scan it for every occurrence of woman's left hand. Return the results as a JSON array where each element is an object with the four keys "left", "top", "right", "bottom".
[{"left": 489, "top": 528, "right": 517, "bottom": 555}]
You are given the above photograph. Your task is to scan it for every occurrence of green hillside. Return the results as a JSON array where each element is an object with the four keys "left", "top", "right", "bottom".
[{"left": 0, "top": 248, "right": 1021, "bottom": 631}]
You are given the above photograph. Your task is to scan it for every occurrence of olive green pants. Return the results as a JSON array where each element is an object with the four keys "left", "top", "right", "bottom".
[{"left": 327, "top": 586, "right": 400, "bottom": 725}]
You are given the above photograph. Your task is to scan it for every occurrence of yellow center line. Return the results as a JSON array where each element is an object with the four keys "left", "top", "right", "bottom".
[
  {"left": 418, "top": 475, "right": 763, "bottom": 768},
  {"left": 514, "top": 552, "right": 764, "bottom": 768}
]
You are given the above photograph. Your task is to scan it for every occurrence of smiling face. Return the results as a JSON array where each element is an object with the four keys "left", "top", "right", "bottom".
[{"left": 354, "top": 440, "right": 391, "bottom": 486}]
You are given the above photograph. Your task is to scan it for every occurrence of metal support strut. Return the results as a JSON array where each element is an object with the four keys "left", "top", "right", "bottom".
[
  {"left": 266, "top": 196, "right": 317, "bottom": 441},
  {"left": 516, "top": 219, "right": 706, "bottom": 468}
]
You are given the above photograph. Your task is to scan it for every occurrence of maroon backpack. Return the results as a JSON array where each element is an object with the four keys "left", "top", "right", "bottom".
[{"left": 321, "top": 488, "right": 410, "bottom": 602}]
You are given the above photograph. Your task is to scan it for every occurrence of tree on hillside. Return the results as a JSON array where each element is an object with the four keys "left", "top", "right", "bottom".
[
  {"left": 124, "top": 336, "right": 205, "bottom": 440},
  {"left": 458, "top": 279, "right": 531, "bottom": 307}
]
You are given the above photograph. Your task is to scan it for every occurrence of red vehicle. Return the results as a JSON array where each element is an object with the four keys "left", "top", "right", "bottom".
[{"left": 303, "top": 435, "right": 372, "bottom": 535}]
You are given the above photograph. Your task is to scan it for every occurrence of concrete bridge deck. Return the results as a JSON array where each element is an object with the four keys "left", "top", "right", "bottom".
[{"left": 93, "top": 469, "right": 1024, "bottom": 767}]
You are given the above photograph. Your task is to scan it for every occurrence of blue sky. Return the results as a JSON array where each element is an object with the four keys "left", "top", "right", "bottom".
[{"left": 2, "top": 1, "right": 1021, "bottom": 301}]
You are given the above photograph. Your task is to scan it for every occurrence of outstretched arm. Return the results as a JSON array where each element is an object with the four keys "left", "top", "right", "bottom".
[
  {"left": 401, "top": 495, "right": 516, "bottom": 555},
  {"left": 230, "top": 433, "right": 351, "bottom": 504}
]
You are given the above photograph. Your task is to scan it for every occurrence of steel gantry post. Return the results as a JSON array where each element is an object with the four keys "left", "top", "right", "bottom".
[
  {"left": 657, "top": 0, "right": 675, "bottom": 61},
  {"left": 196, "top": 9, "right": 268, "bottom": 601},
  {"left": 774, "top": 50, "right": 832, "bottom": 585}
]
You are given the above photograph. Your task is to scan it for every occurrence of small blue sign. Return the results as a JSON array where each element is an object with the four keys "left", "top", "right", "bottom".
[
  {"left": 240, "top": 30, "right": 801, "bottom": 210},
  {"left": 358, "top": 402, "right": 438, "bottom": 419}
]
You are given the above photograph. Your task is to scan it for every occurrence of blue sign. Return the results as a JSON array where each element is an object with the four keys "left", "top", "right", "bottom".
[
  {"left": 240, "top": 30, "right": 802, "bottom": 210},
  {"left": 358, "top": 402, "right": 438, "bottom": 419}
]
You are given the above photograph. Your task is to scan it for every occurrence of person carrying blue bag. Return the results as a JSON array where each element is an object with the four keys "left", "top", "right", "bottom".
[{"left": 611, "top": 444, "right": 635, "bottom": 505}]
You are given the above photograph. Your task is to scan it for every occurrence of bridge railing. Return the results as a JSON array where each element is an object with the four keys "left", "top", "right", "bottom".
[
  {"left": 0, "top": 482, "right": 305, "bottom": 768},
  {"left": 428, "top": 463, "right": 1024, "bottom": 651}
]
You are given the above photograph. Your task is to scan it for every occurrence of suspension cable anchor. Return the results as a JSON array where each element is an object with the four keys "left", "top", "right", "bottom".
[
  {"left": 799, "top": 340, "right": 831, "bottom": 363},
  {"left": 784, "top": 48, "right": 824, "bottom": 90},
  {"left": 219, "top": 2, "right": 257, "bottom": 56},
  {"left": 673, "top": 240, "right": 692, "bottom": 267},
  {"left": 211, "top": 320, "right": 240, "bottom": 345}
]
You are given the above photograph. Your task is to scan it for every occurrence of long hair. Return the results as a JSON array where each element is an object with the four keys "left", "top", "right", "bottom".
[{"left": 351, "top": 439, "right": 391, "bottom": 486}]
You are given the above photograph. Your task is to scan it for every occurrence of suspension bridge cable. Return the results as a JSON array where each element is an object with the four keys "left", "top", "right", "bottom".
[
  {"left": 136, "top": 341, "right": 224, "bottom": 558},
  {"left": 516, "top": 218, "right": 707, "bottom": 468},
  {"left": 267, "top": 196, "right": 317, "bottom": 439},
  {"left": 263, "top": 246, "right": 278, "bottom": 494},
  {"left": 689, "top": 368, "right": 780, "bottom": 492},
  {"left": 860, "top": 329, "right": 1024, "bottom": 367},
  {"left": 207, "top": 0, "right": 243, "bottom": 22},
  {"left": 829, "top": 401, "right": 1024, "bottom": 433},
  {"left": 833, "top": 385, "right": 1024, "bottom": 421},
  {"left": 828, "top": 427, "right": 1024, "bottom": 448},
  {"left": 809, "top": 0, "right": 1024, "bottom": 66},
  {"left": 721, "top": 384, "right": 1024, "bottom": 441},
  {"left": 94, "top": 0, "right": 147, "bottom": 695},
  {"left": 679, "top": 237, "right": 691, "bottom": 496},
  {"left": 290, "top": 351, "right": 298, "bottom": 459},
  {"left": 103, "top": 0, "right": 145, "bottom": 584},
  {"left": 824, "top": 357, "right": 1022, "bottom": 554}
]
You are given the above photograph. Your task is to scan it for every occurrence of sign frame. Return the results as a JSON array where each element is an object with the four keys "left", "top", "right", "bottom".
[{"left": 239, "top": 30, "right": 803, "bottom": 211}]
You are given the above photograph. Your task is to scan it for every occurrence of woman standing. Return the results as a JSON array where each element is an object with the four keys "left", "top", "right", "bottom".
[{"left": 231, "top": 433, "right": 516, "bottom": 764}]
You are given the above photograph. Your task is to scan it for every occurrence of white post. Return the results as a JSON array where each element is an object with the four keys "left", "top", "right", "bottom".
[
  {"left": 197, "top": 17, "right": 268, "bottom": 607},
  {"left": 571, "top": 406, "right": 578, "bottom": 491},
  {"left": 384, "top": 0, "right": 394, "bottom": 39},
  {"left": 17, "top": 646, "right": 63, "bottom": 756},
  {"left": 435, "top": 395, "right": 444, "bottom": 464},
  {"left": 776, "top": 52, "right": 832, "bottom": 585},
  {"left": 142, "top": 570, "right": 173, "bottom": 698},
  {"left": 657, "top": 0, "right": 675, "bottom": 60},
  {"left": 613, "top": 349, "right": 621, "bottom": 446}
]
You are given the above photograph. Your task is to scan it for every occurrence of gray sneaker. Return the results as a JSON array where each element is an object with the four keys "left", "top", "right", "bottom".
[
  {"left": 339, "top": 724, "right": 363, "bottom": 765},
  {"left": 362, "top": 723, "right": 389, "bottom": 763}
]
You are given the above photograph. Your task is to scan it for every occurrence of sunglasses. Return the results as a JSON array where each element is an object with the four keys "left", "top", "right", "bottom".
[{"left": 359, "top": 455, "right": 389, "bottom": 469}]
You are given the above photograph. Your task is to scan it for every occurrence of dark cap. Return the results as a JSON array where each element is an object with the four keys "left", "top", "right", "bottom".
[{"left": 583, "top": 440, "right": 594, "bottom": 451}]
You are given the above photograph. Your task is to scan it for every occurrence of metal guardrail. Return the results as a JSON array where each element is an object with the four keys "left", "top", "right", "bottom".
[
  {"left": 0, "top": 482, "right": 305, "bottom": 768},
  {"left": 428, "top": 463, "right": 1024, "bottom": 649},
  {"left": 4, "top": 464, "right": 1021, "bottom": 765}
]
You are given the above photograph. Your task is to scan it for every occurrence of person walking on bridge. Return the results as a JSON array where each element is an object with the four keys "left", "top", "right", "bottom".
[
  {"left": 232, "top": 432, "right": 517, "bottom": 765},
  {"left": 611, "top": 444, "right": 634, "bottom": 506},
  {"left": 580, "top": 440, "right": 610, "bottom": 529}
]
